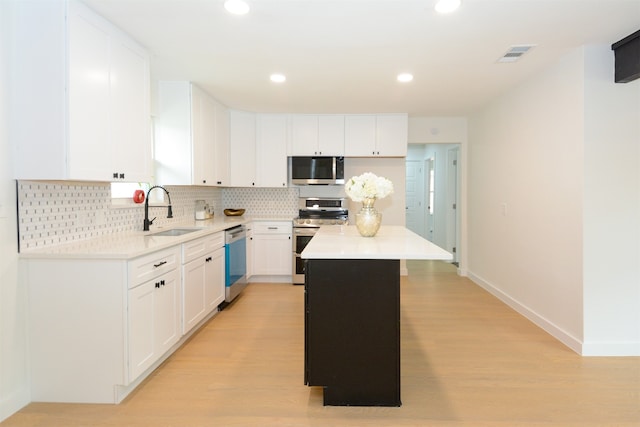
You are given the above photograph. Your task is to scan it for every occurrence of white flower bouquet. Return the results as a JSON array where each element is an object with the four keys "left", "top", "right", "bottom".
[{"left": 344, "top": 172, "right": 394, "bottom": 202}]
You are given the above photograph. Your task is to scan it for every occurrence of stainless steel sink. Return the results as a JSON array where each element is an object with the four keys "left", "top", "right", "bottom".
[{"left": 148, "top": 228, "right": 202, "bottom": 237}]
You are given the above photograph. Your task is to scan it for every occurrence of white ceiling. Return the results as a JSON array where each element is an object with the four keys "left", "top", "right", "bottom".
[{"left": 82, "top": 0, "right": 640, "bottom": 116}]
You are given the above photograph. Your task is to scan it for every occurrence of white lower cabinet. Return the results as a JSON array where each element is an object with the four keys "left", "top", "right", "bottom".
[
  {"left": 251, "top": 221, "right": 293, "bottom": 278},
  {"left": 128, "top": 267, "right": 181, "bottom": 380},
  {"left": 182, "top": 232, "right": 225, "bottom": 334},
  {"left": 24, "top": 234, "right": 227, "bottom": 404},
  {"left": 246, "top": 223, "right": 254, "bottom": 280}
]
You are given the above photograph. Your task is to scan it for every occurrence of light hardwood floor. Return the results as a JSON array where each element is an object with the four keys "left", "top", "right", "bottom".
[{"left": 3, "top": 261, "right": 639, "bottom": 426}]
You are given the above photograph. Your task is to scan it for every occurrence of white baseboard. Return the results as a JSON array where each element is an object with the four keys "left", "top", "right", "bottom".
[
  {"left": 468, "top": 272, "right": 640, "bottom": 356},
  {"left": 467, "top": 270, "right": 583, "bottom": 354},
  {"left": 581, "top": 341, "right": 640, "bottom": 356},
  {"left": 248, "top": 275, "right": 293, "bottom": 284}
]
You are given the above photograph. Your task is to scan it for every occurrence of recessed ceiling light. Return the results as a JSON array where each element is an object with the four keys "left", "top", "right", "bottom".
[
  {"left": 435, "top": 0, "right": 461, "bottom": 14},
  {"left": 224, "top": 0, "right": 250, "bottom": 15},
  {"left": 270, "top": 73, "right": 286, "bottom": 83},
  {"left": 397, "top": 73, "right": 414, "bottom": 83}
]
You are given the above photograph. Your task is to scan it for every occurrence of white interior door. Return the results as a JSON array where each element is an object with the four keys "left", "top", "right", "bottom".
[
  {"left": 405, "top": 160, "right": 425, "bottom": 237},
  {"left": 446, "top": 148, "right": 459, "bottom": 263}
]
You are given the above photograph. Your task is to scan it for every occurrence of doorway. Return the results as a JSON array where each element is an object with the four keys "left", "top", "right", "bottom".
[{"left": 405, "top": 144, "right": 460, "bottom": 263}]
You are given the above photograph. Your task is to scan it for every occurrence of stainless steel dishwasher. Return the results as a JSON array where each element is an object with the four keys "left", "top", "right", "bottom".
[{"left": 224, "top": 225, "right": 247, "bottom": 304}]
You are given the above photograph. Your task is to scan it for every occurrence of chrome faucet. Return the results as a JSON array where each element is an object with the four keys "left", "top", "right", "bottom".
[{"left": 143, "top": 186, "right": 173, "bottom": 231}]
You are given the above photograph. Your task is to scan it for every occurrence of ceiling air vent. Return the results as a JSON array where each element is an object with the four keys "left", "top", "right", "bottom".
[{"left": 497, "top": 45, "right": 535, "bottom": 63}]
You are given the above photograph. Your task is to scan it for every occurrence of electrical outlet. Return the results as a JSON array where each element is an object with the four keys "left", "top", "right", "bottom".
[{"left": 501, "top": 203, "right": 507, "bottom": 216}]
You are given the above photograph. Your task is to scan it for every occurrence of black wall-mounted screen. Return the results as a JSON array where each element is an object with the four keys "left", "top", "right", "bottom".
[{"left": 612, "top": 29, "right": 640, "bottom": 83}]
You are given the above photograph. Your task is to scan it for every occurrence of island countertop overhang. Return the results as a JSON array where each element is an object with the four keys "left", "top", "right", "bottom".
[{"left": 301, "top": 225, "right": 453, "bottom": 260}]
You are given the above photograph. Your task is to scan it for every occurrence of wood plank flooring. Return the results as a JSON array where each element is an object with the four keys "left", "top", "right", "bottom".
[{"left": 3, "top": 260, "right": 639, "bottom": 426}]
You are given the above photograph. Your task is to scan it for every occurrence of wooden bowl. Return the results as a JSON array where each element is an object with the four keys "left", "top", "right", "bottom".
[{"left": 224, "top": 209, "right": 245, "bottom": 216}]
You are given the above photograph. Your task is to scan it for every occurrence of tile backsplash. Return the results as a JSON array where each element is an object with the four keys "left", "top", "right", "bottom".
[
  {"left": 17, "top": 181, "right": 299, "bottom": 251},
  {"left": 222, "top": 187, "right": 299, "bottom": 217}
]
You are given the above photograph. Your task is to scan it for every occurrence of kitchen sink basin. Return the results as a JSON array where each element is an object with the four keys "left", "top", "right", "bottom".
[{"left": 148, "top": 228, "right": 202, "bottom": 237}]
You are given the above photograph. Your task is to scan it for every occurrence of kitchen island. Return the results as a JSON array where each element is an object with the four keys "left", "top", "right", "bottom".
[{"left": 301, "top": 225, "right": 452, "bottom": 407}]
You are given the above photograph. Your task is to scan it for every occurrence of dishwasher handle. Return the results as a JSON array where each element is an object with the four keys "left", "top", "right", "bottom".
[{"left": 225, "top": 225, "right": 246, "bottom": 244}]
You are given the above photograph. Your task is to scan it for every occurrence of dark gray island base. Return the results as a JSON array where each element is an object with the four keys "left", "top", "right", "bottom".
[{"left": 304, "top": 258, "right": 401, "bottom": 406}]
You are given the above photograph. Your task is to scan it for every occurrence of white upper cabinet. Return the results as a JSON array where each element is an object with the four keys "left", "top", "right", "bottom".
[
  {"left": 290, "top": 115, "right": 318, "bottom": 156},
  {"left": 192, "top": 86, "right": 216, "bottom": 185},
  {"left": 318, "top": 115, "right": 346, "bottom": 156},
  {"left": 213, "top": 104, "right": 230, "bottom": 186},
  {"left": 229, "top": 111, "right": 288, "bottom": 188},
  {"left": 257, "top": 114, "right": 288, "bottom": 188},
  {"left": 344, "top": 115, "right": 376, "bottom": 156},
  {"left": 12, "top": 0, "right": 151, "bottom": 182},
  {"left": 155, "top": 82, "right": 229, "bottom": 186},
  {"left": 290, "top": 114, "right": 345, "bottom": 156},
  {"left": 344, "top": 114, "right": 408, "bottom": 157},
  {"left": 229, "top": 111, "right": 257, "bottom": 187}
]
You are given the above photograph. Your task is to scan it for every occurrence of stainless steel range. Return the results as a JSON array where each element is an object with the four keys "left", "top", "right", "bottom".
[{"left": 292, "top": 198, "right": 348, "bottom": 284}]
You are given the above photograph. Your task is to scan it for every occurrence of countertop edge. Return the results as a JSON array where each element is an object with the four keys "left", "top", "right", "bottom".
[
  {"left": 301, "top": 225, "right": 453, "bottom": 261},
  {"left": 19, "top": 216, "right": 292, "bottom": 260}
]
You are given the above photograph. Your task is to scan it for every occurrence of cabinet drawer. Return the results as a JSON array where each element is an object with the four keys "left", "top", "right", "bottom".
[
  {"left": 206, "top": 231, "right": 225, "bottom": 251},
  {"left": 128, "top": 246, "right": 180, "bottom": 289},
  {"left": 253, "top": 221, "right": 292, "bottom": 234},
  {"left": 182, "top": 232, "right": 224, "bottom": 264}
]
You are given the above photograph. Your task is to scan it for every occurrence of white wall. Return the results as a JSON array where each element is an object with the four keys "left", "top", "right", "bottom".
[
  {"left": 468, "top": 47, "right": 586, "bottom": 352},
  {"left": 0, "top": 0, "right": 31, "bottom": 421},
  {"left": 582, "top": 45, "right": 640, "bottom": 355},
  {"left": 408, "top": 117, "right": 467, "bottom": 144},
  {"left": 468, "top": 45, "right": 640, "bottom": 356}
]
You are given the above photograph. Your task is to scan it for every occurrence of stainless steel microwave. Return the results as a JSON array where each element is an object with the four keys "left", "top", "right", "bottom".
[{"left": 290, "top": 156, "right": 345, "bottom": 185}]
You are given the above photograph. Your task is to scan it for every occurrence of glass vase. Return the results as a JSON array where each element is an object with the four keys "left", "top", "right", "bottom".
[{"left": 355, "top": 197, "right": 382, "bottom": 237}]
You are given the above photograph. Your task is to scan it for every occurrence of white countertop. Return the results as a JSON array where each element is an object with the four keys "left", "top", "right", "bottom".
[
  {"left": 301, "top": 225, "right": 453, "bottom": 260},
  {"left": 20, "top": 216, "right": 291, "bottom": 260}
]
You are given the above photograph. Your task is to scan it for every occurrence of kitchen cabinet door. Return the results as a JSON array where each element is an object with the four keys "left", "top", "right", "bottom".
[
  {"left": 67, "top": 7, "right": 112, "bottom": 180},
  {"left": 257, "top": 114, "right": 288, "bottom": 187},
  {"left": 251, "top": 221, "right": 292, "bottom": 278},
  {"left": 13, "top": 0, "right": 151, "bottom": 182},
  {"left": 252, "top": 234, "right": 292, "bottom": 276},
  {"left": 290, "top": 115, "right": 345, "bottom": 156},
  {"left": 192, "top": 85, "right": 216, "bottom": 185},
  {"left": 156, "top": 82, "right": 228, "bottom": 186},
  {"left": 128, "top": 280, "right": 156, "bottom": 380},
  {"left": 229, "top": 110, "right": 257, "bottom": 186},
  {"left": 344, "top": 115, "right": 377, "bottom": 156},
  {"left": 154, "top": 268, "right": 181, "bottom": 357},
  {"left": 375, "top": 114, "right": 408, "bottom": 157},
  {"left": 129, "top": 267, "right": 180, "bottom": 380},
  {"left": 344, "top": 114, "right": 407, "bottom": 157},
  {"left": 205, "top": 247, "right": 225, "bottom": 311},
  {"left": 182, "top": 257, "right": 207, "bottom": 334},
  {"left": 318, "top": 115, "right": 345, "bottom": 156},
  {"left": 213, "top": 102, "right": 230, "bottom": 186},
  {"left": 246, "top": 223, "right": 254, "bottom": 280},
  {"left": 290, "top": 115, "right": 319, "bottom": 155},
  {"left": 109, "top": 35, "right": 151, "bottom": 182}
]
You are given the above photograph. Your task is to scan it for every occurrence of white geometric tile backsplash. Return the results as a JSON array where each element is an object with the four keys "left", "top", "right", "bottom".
[
  {"left": 17, "top": 181, "right": 299, "bottom": 251},
  {"left": 222, "top": 187, "right": 299, "bottom": 217}
]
